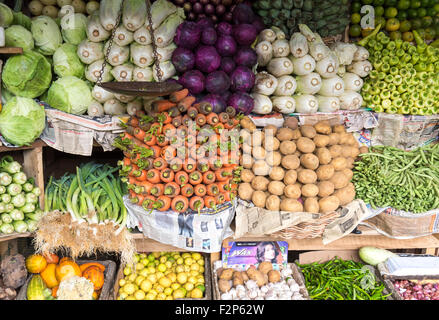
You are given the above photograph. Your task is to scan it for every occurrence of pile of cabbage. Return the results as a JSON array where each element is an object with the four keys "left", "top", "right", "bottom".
[
  {"left": 79, "top": 0, "right": 184, "bottom": 116},
  {"left": 171, "top": 3, "right": 263, "bottom": 115},
  {"left": 252, "top": 25, "right": 372, "bottom": 114}
]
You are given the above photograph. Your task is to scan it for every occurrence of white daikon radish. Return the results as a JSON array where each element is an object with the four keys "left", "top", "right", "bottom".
[
  {"left": 103, "top": 41, "right": 129, "bottom": 66},
  {"left": 316, "top": 53, "right": 339, "bottom": 78},
  {"left": 293, "top": 94, "right": 318, "bottom": 114},
  {"left": 126, "top": 98, "right": 143, "bottom": 116},
  {"left": 152, "top": 61, "right": 176, "bottom": 81},
  {"left": 353, "top": 45, "right": 370, "bottom": 62},
  {"left": 114, "top": 93, "right": 136, "bottom": 103},
  {"left": 347, "top": 60, "right": 373, "bottom": 78},
  {"left": 343, "top": 72, "right": 364, "bottom": 92},
  {"left": 92, "top": 85, "right": 114, "bottom": 103},
  {"left": 258, "top": 29, "right": 276, "bottom": 43},
  {"left": 87, "top": 100, "right": 104, "bottom": 116},
  {"left": 86, "top": 11, "right": 110, "bottom": 42},
  {"left": 274, "top": 75, "right": 297, "bottom": 96},
  {"left": 85, "top": 59, "right": 113, "bottom": 83},
  {"left": 133, "top": 26, "right": 152, "bottom": 45},
  {"left": 339, "top": 90, "right": 363, "bottom": 110},
  {"left": 291, "top": 54, "right": 316, "bottom": 76},
  {"left": 267, "top": 57, "right": 294, "bottom": 78},
  {"left": 318, "top": 76, "right": 345, "bottom": 97},
  {"left": 133, "top": 66, "right": 153, "bottom": 82},
  {"left": 296, "top": 72, "right": 322, "bottom": 95},
  {"left": 111, "top": 63, "right": 134, "bottom": 82},
  {"left": 77, "top": 39, "right": 104, "bottom": 64},
  {"left": 130, "top": 43, "right": 154, "bottom": 67},
  {"left": 317, "top": 95, "right": 340, "bottom": 113},
  {"left": 114, "top": 25, "right": 134, "bottom": 47}
]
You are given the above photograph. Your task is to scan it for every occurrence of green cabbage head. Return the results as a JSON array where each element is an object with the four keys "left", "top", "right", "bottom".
[
  {"left": 60, "top": 13, "right": 88, "bottom": 45},
  {"left": 53, "top": 43, "right": 85, "bottom": 78},
  {"left": 2, "top": 50, "right": 52, "bottom": 98},
  {"left": 0, "top": 3, "right": 13, "bottom": 27},
  {"left": 47, "top": 76, "right": 92, "bottom": 115},
  {"left": 31, "top": 15, "right": 62, "bottom": 56},
  {"left": 0, "top": 97, "right": 46, "bottom": 146},
  {"left": 5, "top": 25, "right": 34, "bottom": 51}
]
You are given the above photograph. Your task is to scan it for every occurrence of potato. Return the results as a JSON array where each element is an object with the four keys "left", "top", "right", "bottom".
[
  {"left": 293, "top": 150, "right": 302, "bottom": 157},
  {"left": 242, "top": 271, "right": 249, "bottom": 282},
  {"left": 304, "top": 197, "right": 320, "bottom": 213},
  {"left": 241, "top": 153, "right": 254, "bottom": 169},
  {"left": 339, "top": 132, "right": 352, "bottom": 145},
  {"left": 300, "top": 153, "right": 320, "bottom": 170},
  {"left": 219, "top": 268, "right": 234, "bottom": 280},
  {"left": 263, "top": 136, "right": 280, "bottom": 151},
  {"left": 284, "top": 184, "right": 301, "bottom": 199},
  {"left": 252, "top": 146, "right": 266, "bottom": 159},
  {"left": 268, "top": 270, "right": 281, "bottom": 283},
  {"left": 266, "top": 151, "right": 282, "bottom": 167},
  {"left": 263, "top": 124, "right": 278, "bottom": 136},
  {"left": 345, "top": 157, "right": 355, "bottom": 169},
  {"left": 291, "top": 128, "right": 302, "bottom": 140},
  {"left": 252, "top": 191, "right": 267, "bottom": 208},
  {"left": 313, "top": 134, "right": 330, "bottom": 148},
  {"left": 233, "top": 271, "right": 244, "bottom": 286},
  {"left": 297, "top": 169, "right": 317, "bottom": 184},
  {"left": 269, "top": 166, "right": 285, "bottom": 181},
  {"left": 253, "top": 160, "right": 271, "bottom": 176},
  {"left": 359, "top": 146, "right": 369, "bottom": 154},
  {"left": 242, "top": 143, "right": 252, "bottom": 155},
  {"left": 316, "top": 164, "right": 335, "bottom": 181},
  {"left": 240, "top": 169, "right": 254, "bottom": 183},
  {"left": 279, "top": 141, "right": 297, "bottom": 155},
  {"left": 258, "top": 261, "right": 273, "bottom": 274},
  {"left": 318, "top": 181, "right": 335, "bottom": 197},
  {"left": 268, "top": 181, "right": 285, "bottom": 196},
  {"left": 281, "top": 155, "right": 300, "bottom": 170},
  {"left": 284, "top": 117, "right": 298, "bottom": 130},
  {"left": 300, "top": 125, "right": 317, "bottom": 138},
  {"left": 301, "top": 184, "right": 319, "bottom": 197},
  {"left": 333, "top": 124, "right": 346, "bottom": 133},
  {"left": 347, "top": 135, "right": 359, "bottom": 147},
  {"left": 247, "top": 269, "right": 267, "bottom": 287},
  {"left": 314, "top": 120, "right": 332, "bottom": 135},
  {"left": 276, "top": 127, "right": 294, "bottom": 141},
  {"left": 240, "top": 129, "right": 252, "bottom": 144},
  {"left": 284, "top": 170, "right": 298, "bottom": 185},
  {"left": 330, "top": 157, "right": 347, "bottom": 171},
  {"left": 280, "top": 198, "right": 304, "bottom": 212},
  {"left": 349, "top": 146, "right": 360, "bottom": 159},
  {"left": 341, "top": 168, "right": 353, "bottom": 180},
  {"left": 251, "top": 176, "right": 270, "bottom": 191},
  {"left": 252, "top": 130, "right": 265, "bottom": 146},
  {"left": 316, "top": 147, "right": 332, "bottom": 165},
  {"left": 296, "top": 137, "right": 316, "bottom": 153},
  {"left": 319, "top": 196, "right": 340, "bottom": 213},
  {"left": 218, "top": 279, "right": 232, "bottom": 293},
  {"left": 328, "top": 145, "right": 342, "bottom": 158},
  {"left": 328, "top": 132, "right": 340, "bottom": 145},
  {"left": 238, "top": 183, "right": 254, "bottom": 201},
  {"left": 329, "top": 171, "right": 350, "bottom": 189},
  {"left": 266, "top": 195, "right": 281, "bottom": 211},
  {"left": 240, "top": 116, "right": 256, "bottom": 132},
  {"left": 333, "top": 183, "right": 356, "bottom": 206}
]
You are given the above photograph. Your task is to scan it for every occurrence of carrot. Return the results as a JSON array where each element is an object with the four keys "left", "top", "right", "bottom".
[
  {"left": 195, "top": 101, "right": 213, "bottom": 115},
  {"left": 150, "top": 145, "right": 162, "bottom": 158},
  {"left": 189, "top": 171, "right": 203, "bottom": 185},
  {"left": 156, "top": 134, "right": 169, "bottom": 147},
  {"left": 223, "top": 191, "right": 231, "bottom": 202},
  {"left": 160, "top": 168, "right": 175, "bottom": 183},
  {"left": 214, "top": 122, "right": 225, "bottom": 134},
  {"left": 171, "top": 116, "right": 182, "bottom": 128},
  {"left": 144, "top": 133, "right": 157, "bottom": 146},
  {"left": 215, "top": 168, "right": 233, "bottom": 182},
  {"left": 162, "top": 123, "right": 176, "bottom": 138},
  {"left": 164, "top": 182, "right": 180, "bottom": 198},
  {"left": 207, "top": 183, "right": 219, "bottom": 196},
  {"left": 194, "top": 145, "right": 207, "bottom": 160},
  {"left": 128, "top": 177, "right": 138, "bottom": 186},
  {"left": 130, "top": 193, "right": 145, "bottom": 206},
  {"left": 224, "top": 119, "right": 235, "bottom": 130},
  {"left": 183, "top": 159, "right": 196, "bottom": 173},
  {"left": 195, "top": 113, "right": 206, "bottom": 126},
  {"left": 135, "top": 110, "right": 146, "bottom": 118},
  {"left": 153, "top": 100, "right": 176, "bottom": 112},
  {"left": 218, "top": 112, "right": 229, "bottom": 123},
  {"left": 189, "top": 146, "right": 198, "bottom": 160},
  {"left": 176, "top": 145, "right": 187, "bottom": 160},
  {"left": 209, "top": 158, "right": 223, "bottom": 171},
  {"left": 176, "top": 125, "right": 188, "bottom": 139},
  {"left": 142, "top": 195, "right": 156, "bottom": 210},
  {"left": 152, "top": 157, "right": 167, "bottom": 170},
  {"left": 169, "top": 158, "right": 183, "bottom": 172},
  {"left": 181, "top": 184, "right": 194, "bottom": 197},
  {"left": 181, "top": 115, "right": 192, "bottom": 127},
  {"left": 194, "top": 184, "right": 207, "bottom": 197},
  {"left": 138, "top": 181, "right": 153, "bottom": 194},
  {"left": 177, "top": 96, "right": 196, "bottom": 113},
  {"left": 204, "top": 196, "right": 216, "bottom": 209},
  {"left": 168, "top": 106, "right": 181, "bottom": 118},
  {"left": 203, "top": 171, "right": 216, "bottom": 184},
  {"left": 156, "top": 112, "right": 172, "bottom": 125},
  {"left": 175, "top": 171, "right": 189, "bottom": 185},
  {"left": 120, "top": 132, "right": 133, "bottom": 141},
  {"left": 197, "top": 159, "right": 210, "bottom": 173},
  {"left": 171, "top": 195, "right": 189, "bottom": 213},
  {"left": 189, "top": 196, "right": 204, "bottom": 212},
  {"left": 162, "top": 146, "right": 176, "bottom": 162},
  {"left": 128, "top": 164, "right": 139, "bottom": 177},
  {"left": 170, "top": 88, "right": 189, "bottom": 103},
  {"left": 206, "top": 112, "right": 220, "bottom": 126},
  {"left": 215, "top": 193, "right": 225, "bottom": 205},
  {"left": 187, "top": 106, "right": 198, "bottom": 119},
  {"left": 185, "top": 135, "right": 196, "bottom": 148},
  {"left": 128, "top": 116, "right": 139, "bottom": 127},
  {"left": 216, "top": 180, "right": 231, "bottom": 193},
  {"left": 121, "top": 157, "right": 132, "bottom": 167},
  {"left": 154, "top": 195, "right": 172, "bottom": 211},
  {"left": 133, "top": 169, "right": 148, "bottom": 181},
  {"left": 150, "top": 184, "right": 164, "bottom": 197},
  {"left": 146, "top": 168, "right": 160, "bottom": 184}
]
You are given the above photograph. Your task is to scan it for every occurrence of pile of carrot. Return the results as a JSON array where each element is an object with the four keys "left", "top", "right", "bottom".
[{"left": 113, "top": 88, "right": 241, "bottom": 214}]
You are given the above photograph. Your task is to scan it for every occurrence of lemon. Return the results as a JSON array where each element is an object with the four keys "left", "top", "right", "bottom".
[
  {"left": 152, "top": 252, "right": 161, "bottom": 259},
  {"left": 171, "top": 283, "right": 181, "bottom": 290},
  {"left": 191, "top": 252, "right": 201, "bottom": 260},
  {"left": 184, "top": 257, "right": 193, "bottom": 266},
  {"left": 167, "top": 272, "right": 177, "bottom": 283},
  {"left": 147, "top": 266, "right": 156, "bottom": 274},
  {"left": 119, "top": 279, "right": 126, "bottom": 287},
  {"left": 156, "top": 272, "right": 165, "bottom": 280},
  {"left": 157, "top": 293, "right": 167, "bottom": 300},
  {"left": 386, "top": 18, "right": 401, "bottom": 31},
  {"left": 135, "top": 276, "right": 145, "bottom": 286},
  {"left": 157, "top": 263, "right": 167, "bottom": 273},
  {"left": 177, "top": 272, "right": 188, "bottom": 284},
  {"left": 154, "top": 259, "right": 160, "bottom": 266},
  {"left": 149, "top": 289, "right": 158, "bottom": 297},
  {"left": 190, "top": 263, "right": 200, "bottom": 272},
  {"left": 181, "top": 253, "right": 191, "bottom": 259},
  {"left": 349, "top": 24, "right": 362, "bottom": 37},
  {"left": 197, "top": 275, "right": 205, "bottom": 284},
  {"left": 159, "top": 256, "right": 167, "bottom": 264},
  {"left": 147, "top": 253, "right": 155, "bottom": 262},
  {"left": 133, "top": 255, "right": 140, "bottom": 263},
  {"left": 141, "top": 258, "right": 149, "bottom": 266},
  {"left": 156, "top": 285, "right": 165, "bottom": 293},
  {"left": 199, "top": 266, "right": 205, "bottom": 274},
  {"left": 173, "top": 254, "right": 180, "bottom": 260},
  {"left": 176, "top": 258, "right": 184, "bottom": 265},
  {"left": 191, "top": 288, "right": 204, "bottom": 299},
  {"left": 147, "top": 262, "right": 156, "bottom": 268},
  {"left": 184, "top": 282, "right": 194, "bottom": 291},
  {"left": 167, "top": 257, "right": 175, "bottom": 263},
  {"left": 164, "top": 270, "right": 171, "bottom": 276},
  {"left": 139, "top": 253, "right": 147, "bottom": 259},
  {"left": 166, "top": 296, "right": 173, "bottom": 300},
  {"left": 385, "top": 7, "right": 398, "bottom": 18},
  {"left": 173, "top": 287, "right": 187, "bottom": 299},
  {"left": 159, "top": 276, "right": 172, "bottom": 288},
  {"left": 164, "top": 287, "right": 173, "bottom": 296},
  {"left": 197, "top": 259, "right": 204, "bottom": 266},
  {"left": 119, "top": 292, "right": 128, "bottom": 300},
  {"left": 123, "top": 266, "right": 132, "bottom": 276},
  {"left": 134, "top": 290, "right": 146, "bottom": 300},
  {"left": 128, "top": 274, "right": 137, "bottom": 282},
  {"left": 125, "top": 295, "right": 136, "bottom": 300},
  {"left": 165, "top": 261, "right": 173, "bottom": 269},
  {"left": 145, "top": 293, "right": 156, "bottom": 300},
  {"left": 196, "top": 284, "right": 205, "bottom": 293},
  {"left": 176, "top": 265, "right": 185, "bottom": 273},
  {"left": 140, "top": 279, "right": 152, "bottom": 292},
  {"left": 351, "top": 12, "right": 361, "bottom": 24},
  {"left": 139, "top": 268, "right": 149, "bottom": 277},
  {"left": 124, "top": 283, "right": 137, "bottom": 295},
  {"left": 147, "top": 274, "right": 157, "bottom": 284},
  {"left": 190, "top": 270, "right": 199, "bottom": 277},
  {"left": 184, "top": 265, "right": 191, "bottom": 273}
]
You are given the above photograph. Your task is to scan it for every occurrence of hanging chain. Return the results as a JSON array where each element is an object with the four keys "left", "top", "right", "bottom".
[
  {"left": 97, "top": 1, "right": 123, "bottom": 86},
  {"left": 145, "top": 0, "right": 163, "bottom": 83}
]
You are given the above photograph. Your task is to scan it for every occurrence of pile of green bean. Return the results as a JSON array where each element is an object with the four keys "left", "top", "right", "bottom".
[
  {"left": 353, "top": 143, "right": 439, "bottom": 213},
  {"left": 298, "top": 259, "right": 389, "bottom": 300}
]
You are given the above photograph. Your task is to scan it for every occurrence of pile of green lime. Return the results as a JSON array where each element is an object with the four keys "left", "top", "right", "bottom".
[{"left": 350, "top": 0, "right": 439, "bottom": 42}]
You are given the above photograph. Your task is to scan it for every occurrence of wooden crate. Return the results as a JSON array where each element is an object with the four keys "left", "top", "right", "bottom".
[
  {"left": 212, "top": 263, "right": 310, "bottom": 300},
  {"left": 112, "top": 252, "right": 212, "bottom": 300},
  {"left": 16, "top": 259, "right": 117, "bottom": 300}
]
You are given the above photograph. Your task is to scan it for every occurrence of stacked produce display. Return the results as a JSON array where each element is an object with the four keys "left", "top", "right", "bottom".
[{"left": 28, "top": 0, "right": 100, "bottom": 18}]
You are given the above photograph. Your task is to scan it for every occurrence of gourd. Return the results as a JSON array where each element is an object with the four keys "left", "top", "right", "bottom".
[
  {"left": 40, "top": 263, "right": 59, "bottom": 288},
  {"left": 55, "top": 260, "right": 82, "bottom": 282},
  {"left": 27, "top": 275, "right": 54, "bottom": 300},
  {"left": 81, "top": 266, "right": 104, "bottom": 290},
  {"left": 79, "top": 262, "right": 105, "bottom": 273},
  {"left": 43, "top": 252, "right": 59, "bottom": 264},
  {"left": 25, "top": 254, "right": 47, "bottom": 273}
]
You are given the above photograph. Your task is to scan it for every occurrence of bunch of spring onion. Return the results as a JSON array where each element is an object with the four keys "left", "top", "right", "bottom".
[
  {"left": 44, "top": 163, "right": 128, "bottom": 227},
  {"left": 361, "top": 28, "right": 439, "bottom": 115},
  {"left": 0, "top": 156, "right": 42, "bottom": 235},
  {"left": 252, "top": 24, "right": 371, "bottom": 115}
]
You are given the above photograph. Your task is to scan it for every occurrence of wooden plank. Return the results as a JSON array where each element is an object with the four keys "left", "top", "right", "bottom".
[
  {"left": 0, "top": 47, "right": 23, "bottom": 54},
  {"left": 0, "top": 139, "right": 47, "bottom": 153},
  {"left": 0, "top": 232, "right": 32, "bottom": 243},
  {"left": 132, "top": 234, "right": 190, "bottom": 252},
  {"left": 23, "top": 146, "right": 45, "bottom": 209}
]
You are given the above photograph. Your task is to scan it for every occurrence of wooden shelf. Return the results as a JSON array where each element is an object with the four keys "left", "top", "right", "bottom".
[
  {"left": 131, "top": 232, "right": 190, "bottom": 252},
  {"left": 0, "top": 139, "right": 46, "bottom": 153},
  {"left": 0, "top": 47, "right": 23, "bottom": 54},
  {"left": 0, "top": 232, "right": 33, "bottom": 243}
]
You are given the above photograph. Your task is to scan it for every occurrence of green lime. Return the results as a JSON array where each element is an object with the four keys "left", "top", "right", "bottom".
[
  {"left": 411, "top": 17, "right": 423, "bottom": 28},
  {"left": 386, "top": 17, "right": 401, "bottom": 30},
  {"left": 420, "top": 0, "right": 430, "bottom": 7},
  {"left": 397, "top": 0, "right": 411, "bottom": 9},
  {"left": 390, "top": 30, "right": 403, "bottom": 39},
  {"left": 424, "top": 27, "right": 436, "bottom": 39},
  {"left": 402, "top": 31, "right": 415, "bottom": 41},
  {"left": 407, "top": 8, "right": 419, "bottom": 17},
  {"left": 399, "top": 19, "right": 412, "bottom": 32},
  {"left": 434, "top": 4, "right": 439, "bottom": 13},
  {"left": 421, "top": 15, "right": 433, "bottom": 27},
  {"left": 397, "top": 10, "right": 408, "bottom": 20},
  {"left": 416, "top": 28, "right": 426, "bottom": 38},
  {"left": 375, "top": 16, "right": 387, "bottom": 27},
  {"left": 374, "top": 0, "right": 386, "bottom": 5},
  {"left": 349, "top": 24, "right": 362, "bottom": 37},
  {"left": 385, "top": 7, "right": 399, "bottom": 18},
  {"left": 410, "top": 0, "right": 421, "bottom": 8},
  {"left": 351, "top": 1, "right": 362, "bottom": 13},
  {"left": 375, "top": 6, "right": 385, "bottom": 16},
  {"left": 417, "top": 7, "right": 427, "bottom": 17},
  {"left": 386, "top": 0, "right": 398, "bottom": 6},
  {"left": 351, "top": 13, "right": 362, "bottom": 24}
]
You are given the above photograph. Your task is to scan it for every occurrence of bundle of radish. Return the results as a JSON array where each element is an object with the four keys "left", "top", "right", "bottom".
[
  {"left": 239, "top": 117, "right": 361, "bottom": 213},
  {"left": 113, "top": 88, "right": 241, "bottom": 214}
]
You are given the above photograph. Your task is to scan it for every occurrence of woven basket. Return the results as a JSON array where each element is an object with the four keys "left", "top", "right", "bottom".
[{"left": 270, "top": 211, "right": 340, "bottom": 240}]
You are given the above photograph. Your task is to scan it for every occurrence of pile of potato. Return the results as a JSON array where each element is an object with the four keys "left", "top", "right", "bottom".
[{"left": 238, "top": 117, "right": 365, "bottom": 213}]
